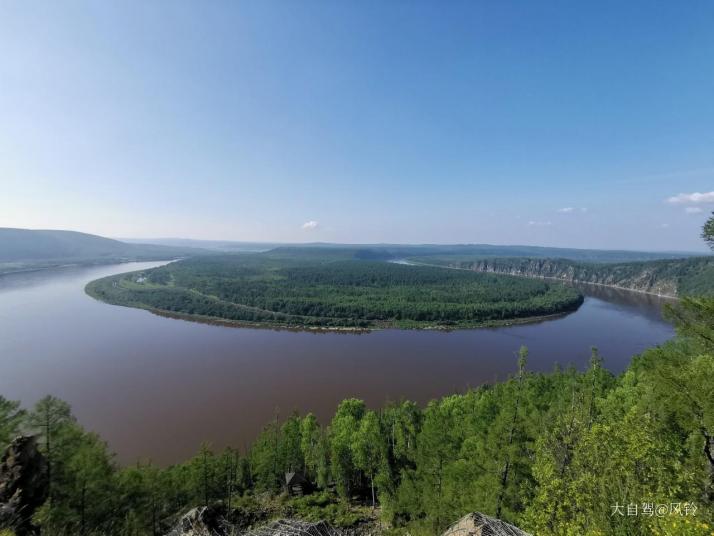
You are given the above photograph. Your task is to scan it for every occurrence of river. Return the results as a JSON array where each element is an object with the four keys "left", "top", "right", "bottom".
[{"left": 0, "top": 261, "right": 675, "bottom": 465}]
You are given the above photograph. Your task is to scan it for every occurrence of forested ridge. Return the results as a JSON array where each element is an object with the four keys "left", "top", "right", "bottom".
[
  {"left": 411, "top": 255, "right": 714, "bottom": 298},
  {"left": 85, "top": 255, "right": 583, "bottom": 329},
  {"left": 1, "top": 294, "right": 713, "bottom": 536}
]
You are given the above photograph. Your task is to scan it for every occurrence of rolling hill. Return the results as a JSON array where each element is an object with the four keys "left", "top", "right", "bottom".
[{"left": 0, "top": 228, "right": 211, "bottom": 275}]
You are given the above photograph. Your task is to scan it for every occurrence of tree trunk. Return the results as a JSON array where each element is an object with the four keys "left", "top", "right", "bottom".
[
  {"left": 496, "top": 351, "right": 527, "bottom": 519},
  {"left": 80, "top": 481, "right": 87, "bottom": 536},
  {"left": 703, "top": 428, "right": 714, "bottom": 502},
  {"left": 371, "top": 473, "right": 376, "bottom": 509}
]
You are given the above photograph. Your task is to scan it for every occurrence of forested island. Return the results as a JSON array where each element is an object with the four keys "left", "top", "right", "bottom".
[{"left": 85, "top": 252, "right": 584, "bottom": 330}]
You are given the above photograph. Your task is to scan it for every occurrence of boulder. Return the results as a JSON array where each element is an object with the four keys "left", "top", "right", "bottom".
[
  {"left": 0, "top": 436, "right": 49, "bottom": 536},
  {"left": 165, "top": 505, "right": 233, "bottom": 536},
  {"left": 441, "top": 512, "right": 531, "bottom": 536}
]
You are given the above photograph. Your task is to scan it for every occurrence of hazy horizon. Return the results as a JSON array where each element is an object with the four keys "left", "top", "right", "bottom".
[
  {"left": 118, "top": 235, "right": 707, "bottom": 254},
  {"left": 2, "top": 2, "right": 713, "bottom": 251}
]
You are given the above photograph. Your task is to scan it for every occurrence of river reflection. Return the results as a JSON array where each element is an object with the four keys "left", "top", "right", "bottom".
[{"left": 0, "top": 262, "right": 675, "bottom": 464}]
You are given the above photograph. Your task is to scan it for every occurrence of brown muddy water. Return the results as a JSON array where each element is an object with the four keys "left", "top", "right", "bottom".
[{"left": 0, "top": 261, "right": 675, "bottom": 465}]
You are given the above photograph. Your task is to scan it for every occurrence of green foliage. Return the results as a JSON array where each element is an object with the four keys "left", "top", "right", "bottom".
[
  {"left": 284, "top": 492, "right": 369, "bottom": 527},
  {"left": 0, "top": 396, "right": 25, "bottom": 451},
  {"left": 352, "top": 411, "right": 388, "bottom": 507},
  {"left": 702, "top": 211, "right": 714, "bottom": 250},
  {"left": 86, "top": 255, "right": 584, "bottom": 329},
  {"left": 665, "top": 297, "right": 714, "bottom": 353},
  {"left": 301, "top": 414, "right": 330, "bottom": 488},
  {"left": 329, "top": 399, "right": 366, "bottom": 498}
]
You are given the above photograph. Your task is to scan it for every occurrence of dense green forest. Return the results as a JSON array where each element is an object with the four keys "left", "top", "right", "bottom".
[
  {"left": 1, "top": 294, "right": 713, "bottom": 536},
  {"left": 408, "top": 255, "right": 714, "bottom": 298},
  {"left": 85, "top": 254, "right": 584, "bottom": 329}
]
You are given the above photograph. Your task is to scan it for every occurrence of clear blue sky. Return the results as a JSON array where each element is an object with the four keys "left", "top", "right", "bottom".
[{"left": 1, "top": 1, "right": 713, "bottom": 251}]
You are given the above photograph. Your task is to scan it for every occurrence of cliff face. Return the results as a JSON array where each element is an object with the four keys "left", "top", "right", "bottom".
[{"left": 443, "top": 257, "right": 714, "bottom": 298}]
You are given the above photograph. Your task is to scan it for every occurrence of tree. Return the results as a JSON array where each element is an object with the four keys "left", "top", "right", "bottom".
[
  {"left": 190, "top": 443, "right": 216, "bottom": 507},
  {"left": 28, "top": 396, "right": 75, "bottom": 509},
  {"left": 384, "top": 401, "right": 421, "bottom": 469},
  {"left": 280, "top": 414, "right": 304, "bottom": 475},
  {"left": 496, "top": 346, "right": 528, "bottom": 519},
  {"left": 352, "top": 411, "right": 387, "bottom": 508},
  {"left": 65, "top": 431, "right": 115, "bottom": 536},
  {"left": 301, "top": 414, "right": 330, "bottom": 487},
  {"left": 250, "top": 421, "right": 282, "bottom": 492},
  {"left": 116, "top": 461, "right": 164, "bottom": 536},
  {"left": 411, "top": 399, "right": 460, "bottom": 533},
  {"left": 219, "top": 447, "right": 241, "bottom": 509},
  {"left": 329, "top": 399, "right": 365, "bottom": 499},
  {"left": 702, "top": 211, "right": 714, "bottom": 250}
]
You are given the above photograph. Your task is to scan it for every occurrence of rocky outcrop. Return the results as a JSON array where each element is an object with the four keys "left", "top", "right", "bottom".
[
  {"left": 441, "top": 512, "right": 531, "bottom": 536},
  {"left": 165, "top": 506, "right": 236, "bottom": 536},
  {"left": 165, "top": 504, "right": 276, "bottom": 536},
  {"left": 165, "top": 506, "right": 223, "bottom": 536},
  {"left": 0, "top": 436, "right": 49, "bottom": 536},
  {"left": 165, "top": 510, "right": 342, "bottom": 536},
  {"left": 164, "top": 508, "right": 532, "bottom": 536}
]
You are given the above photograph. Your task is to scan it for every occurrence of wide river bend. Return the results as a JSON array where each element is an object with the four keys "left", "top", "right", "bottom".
[{"left": 0, "top": 261, "right": 675, "bottom": 464}]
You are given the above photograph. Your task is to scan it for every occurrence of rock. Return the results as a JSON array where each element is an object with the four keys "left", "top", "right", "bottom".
[
  {"left": 165, "top": 506, "right": 229, "bottom": 536},
  {"left": 0, "top": 436, "right": 49, "bottom": 536},
  {"left": 441, "top": 512, "right": 531, "bottom": 536},
  {"left": 166, "top": 511, "right": 343, "bottom": 536},
  {"left": 165, "top": 503, "right": 275, "bottom": 536}
]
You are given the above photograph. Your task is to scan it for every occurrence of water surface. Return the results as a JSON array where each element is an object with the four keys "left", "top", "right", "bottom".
[{"left": 0, "top": 262, "right": 675, "bottom": 464}]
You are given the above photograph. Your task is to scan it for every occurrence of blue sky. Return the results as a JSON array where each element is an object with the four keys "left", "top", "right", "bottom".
[{"left": 1, "top": 1, "right": 713, "bottom": 251}]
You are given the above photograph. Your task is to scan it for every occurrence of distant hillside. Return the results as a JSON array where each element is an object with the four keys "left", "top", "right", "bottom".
[
  {"left": 414, "top": 255, "right": 714, "bottom": 297},
  {"left": 123, "top": 237, "right": 283, "bottom": 252},
  {"left": 120, "top": 240, "right": 702, "bottom": 263},
  {"left": 0, "top": 228, "right": 211, "bottom": 274},
  {"left": 264, "top": 243, "right": 700, "bottom": 263}
]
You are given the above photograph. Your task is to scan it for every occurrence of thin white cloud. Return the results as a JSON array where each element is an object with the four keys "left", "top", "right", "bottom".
[
  {"left": 685, "top": 207, "right": 703, "bottom": 214},
  {"left": 301, "top": 220, "right": 319, "bottom": 230},
  {"left": 666, "top": 191, "right": 714, "bottom": 204},
  {"left": 660, "top": 223, "right": 670, "bottom": 228},
  {"left": 528, "top": 220, "right": 552, "bottom": 227},
  {"left": 580, "top": 207, "right": 588, "bottom": 213},
  {"left": 557, "top": 207, "right": 574, "bottom": 213}
]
